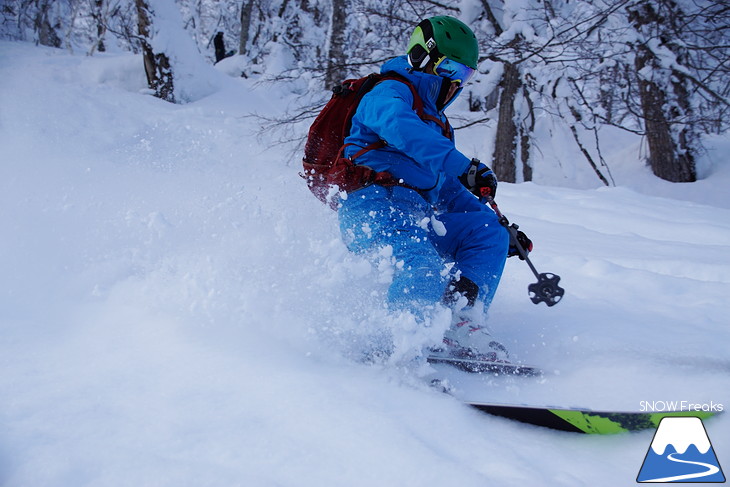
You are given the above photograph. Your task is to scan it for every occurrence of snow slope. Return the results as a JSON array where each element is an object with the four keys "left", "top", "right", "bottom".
[{"left": 1, "top": 41, "right": 729, "bottom": 486}]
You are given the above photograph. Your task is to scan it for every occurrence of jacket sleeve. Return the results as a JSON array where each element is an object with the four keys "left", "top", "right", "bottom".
[
  {"left": 437, "top": 175, "right": 491, "bottom": 213},
  {"left": 354, "top": 80, "right": 471, "bottom": 178}
]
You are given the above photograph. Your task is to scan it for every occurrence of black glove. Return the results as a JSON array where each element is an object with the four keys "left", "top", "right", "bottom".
[
  {"left": 508, "top": 228, "right": 533, "bottom": 260},
  {"left": 459, "top": 158, "right": 498, "bottom": 199}
]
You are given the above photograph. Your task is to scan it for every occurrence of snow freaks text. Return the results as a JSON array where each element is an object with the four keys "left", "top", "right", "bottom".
[{"left": 639, "top": 401, "right": 724, "bottom": 413}]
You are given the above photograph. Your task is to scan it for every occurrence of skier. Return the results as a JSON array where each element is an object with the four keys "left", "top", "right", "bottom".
[{"left": 338, "top": 16, "right": 530, "bottom": 362}]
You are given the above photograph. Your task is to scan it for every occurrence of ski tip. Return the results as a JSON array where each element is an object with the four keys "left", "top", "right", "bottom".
[{"left": 466, "top": 403, "right": 724, "bottom": 434}]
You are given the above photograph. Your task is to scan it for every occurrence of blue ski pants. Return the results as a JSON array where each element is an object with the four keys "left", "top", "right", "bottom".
[{"left": 338, "top": 185, "right": 509, "bottom": 315}]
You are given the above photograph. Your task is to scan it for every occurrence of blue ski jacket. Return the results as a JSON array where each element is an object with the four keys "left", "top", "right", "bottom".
[{"left": 343, "top": 56, "right": 473, "bottom": 204}]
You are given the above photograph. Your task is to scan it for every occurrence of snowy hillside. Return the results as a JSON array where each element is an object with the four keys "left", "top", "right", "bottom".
[{"left": 1, "top": 41, "right": 729, "bottom": 486}]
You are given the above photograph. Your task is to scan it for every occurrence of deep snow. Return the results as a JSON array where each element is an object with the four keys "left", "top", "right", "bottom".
[{"left": 1, "top": 41, "right": 729, "bottom": 486}]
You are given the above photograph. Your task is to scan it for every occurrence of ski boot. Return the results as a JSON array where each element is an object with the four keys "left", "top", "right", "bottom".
[{"left": 430, "top": 318, "right": 510, "bottom": 363}]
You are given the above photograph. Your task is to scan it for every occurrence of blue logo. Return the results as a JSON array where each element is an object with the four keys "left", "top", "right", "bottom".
[{"left": 637, "top": 416, "right": 725, "bottom": 483}]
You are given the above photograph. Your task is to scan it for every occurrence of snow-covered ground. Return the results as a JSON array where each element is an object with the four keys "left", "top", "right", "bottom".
[{"left": 1, "top": 41, "right": 728, "bottom": 486}]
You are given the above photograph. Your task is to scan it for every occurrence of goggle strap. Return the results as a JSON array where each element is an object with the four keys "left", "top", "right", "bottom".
[
  {"left": 418, "top": 19, "right": 435, "bottom": 53},
  {"left": 431, "top": 55, "right": 446, "bottom": 76},
  {"left": 418, "top": 19, "right": 442, "bottom": 66}
]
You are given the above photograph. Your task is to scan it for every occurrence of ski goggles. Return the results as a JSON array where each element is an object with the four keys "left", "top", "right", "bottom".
[{"left": 433, "top": 57, "right": 476, "bottom": 85}]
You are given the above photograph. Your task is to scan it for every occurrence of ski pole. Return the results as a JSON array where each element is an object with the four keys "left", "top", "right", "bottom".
[{"left": 483, "top": 195, "right": 565, "bottom": 307}]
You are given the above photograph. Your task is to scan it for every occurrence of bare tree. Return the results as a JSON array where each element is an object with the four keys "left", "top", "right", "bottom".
[
  {"left": 628, "top": 1, "right": 697, "bottom": 182},
  {"left": 239, "top": 0, "right": 254, "bottom": 56},
  {"left": 135, "top": 0, "right": 175, "bottom": 102},
  {"left": 478, "top": 0, "right": 535, "bottom": 183},
  {"left": 326, "top": 0, "right": 347, "bottom": 87},
  {"left": 89, "top": 0, "right": 107, "bottom": 54},
  {"left": 491, "top": 60, "right": 521, "bottom": 182},
  {"left": 33, "top": 0, "right": 62, "bottom": 47}
]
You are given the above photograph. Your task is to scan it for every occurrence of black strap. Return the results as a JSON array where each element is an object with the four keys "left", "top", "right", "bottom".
[{"left": 417, "top": 18, "right": 441, "bottom": 61}]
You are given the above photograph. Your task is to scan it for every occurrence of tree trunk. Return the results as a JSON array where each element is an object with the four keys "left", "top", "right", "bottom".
[
  {"left": 93, "top": 0, "right": 106, "bottom": 53},
  {"left": 635, "top": 57, "right": 696, "bottom": 182},
  {"left": 34, "top": 0, "right": 61, "bottom": 48},
  {"left": 480, "top": 0, "right": 529, "bottom": 182},
  {"left": 630, "top": 2, "right": 697, "bottom": 183},
  {"left": 239, "top": 0, "right": 254, "bottom": 56},
  {"left": 136, "top": 0, "right": 175, "bottom": 103},
  {"left": 214, "top": 32, "right": 226, "bottom": 63},
  {"left": 520, "top": 86, "right": 535, "bottom": 182},
  {"left": 492, "top": 61, "right": 521, "bottom": 183},
  {"left": 326, "top": 0, "right": 347, "bottom": 88}
]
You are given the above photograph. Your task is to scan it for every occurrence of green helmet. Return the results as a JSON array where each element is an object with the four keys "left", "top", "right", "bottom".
[{"left": 407, "top": 16, "right": 478, "bottom": 70}]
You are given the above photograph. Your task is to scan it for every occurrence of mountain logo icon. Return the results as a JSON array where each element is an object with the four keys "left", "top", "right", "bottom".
[{"left": 637, "top": 416, "right": 725, "bottom": 483}]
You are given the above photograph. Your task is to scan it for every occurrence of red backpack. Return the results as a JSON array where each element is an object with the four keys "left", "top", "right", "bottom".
[{"left": 301, "top": 73, "right": 450, "bottom": 209}]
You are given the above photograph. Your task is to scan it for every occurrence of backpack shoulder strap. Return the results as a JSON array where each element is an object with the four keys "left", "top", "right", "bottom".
[
  {"left": 377, "top": 72, "right": 424, "bottom": 117},
  {"left": 377, "top": 72, "right": 452, "bottom": 139},
  {"left": 348, "top": 72, "right": 454, "bottom": 164}
]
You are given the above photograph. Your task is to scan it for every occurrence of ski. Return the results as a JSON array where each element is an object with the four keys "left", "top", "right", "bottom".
[
  {"left": 425, "top": 360, "right": 723, "bottom": 434},
  {"left": 426, "top": 355, "right": 541, "bottom": 376},
  {"left": 467, "top": 403, "right": 722, "bottom": 434}
]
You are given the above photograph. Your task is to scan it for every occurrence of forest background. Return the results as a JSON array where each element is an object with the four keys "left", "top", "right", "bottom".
[{"left": 3, "top": 0, "right": 728, "bottom": 186}]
